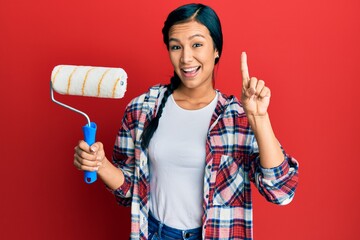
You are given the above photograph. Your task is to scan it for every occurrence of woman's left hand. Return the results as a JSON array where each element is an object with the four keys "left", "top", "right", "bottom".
[{"left": 240, "top": 52, "right": 271, "bottom": 117}]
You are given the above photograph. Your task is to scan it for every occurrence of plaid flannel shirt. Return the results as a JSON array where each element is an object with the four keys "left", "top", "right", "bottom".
[{"left": 111, "top": 84, "right": 299, "bottom": 239}]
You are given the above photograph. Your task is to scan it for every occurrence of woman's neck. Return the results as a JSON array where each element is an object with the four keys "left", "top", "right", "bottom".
[{"left": 173, "top": 84, "right": 216, "bottom": 110}]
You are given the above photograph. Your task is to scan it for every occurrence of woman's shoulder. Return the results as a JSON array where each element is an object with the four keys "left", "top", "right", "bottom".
[
  {"left": 126, "top": 84, "right": 167, "bottom": 110},
  {"left": 216, "top": 90, "right": 246, "bottom": 115}
]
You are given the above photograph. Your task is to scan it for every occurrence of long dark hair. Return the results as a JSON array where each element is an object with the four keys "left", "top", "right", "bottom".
[{"left": 141, "top": 3, "right": 223, "bottom": 149}]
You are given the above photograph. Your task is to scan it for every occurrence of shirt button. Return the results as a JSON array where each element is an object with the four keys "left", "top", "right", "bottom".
[
  {"left": 207, "top": 165, "right": 211, "bottom": 169},
  {"left": 205, "top": 194, "right": 209, "bottom": 198}
]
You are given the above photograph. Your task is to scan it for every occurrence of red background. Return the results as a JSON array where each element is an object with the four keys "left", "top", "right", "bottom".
[{"left": 1, "top": 0, "right": 359, "bottom": 239}]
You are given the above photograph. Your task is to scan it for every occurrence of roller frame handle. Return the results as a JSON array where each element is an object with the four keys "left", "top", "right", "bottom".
[{"left": 82, "top": 122, "right": 97, "bottom": 184}]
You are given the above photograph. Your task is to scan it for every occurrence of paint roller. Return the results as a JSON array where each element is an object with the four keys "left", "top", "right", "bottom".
[{"left": 50, "top": 65, "right": 127, "bottom": 184}]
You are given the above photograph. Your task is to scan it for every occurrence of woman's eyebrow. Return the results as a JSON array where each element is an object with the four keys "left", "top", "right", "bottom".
[
  {"left": 169, "top": 34, "right": 206, "bottom": 43},
  {"left": 189, "top": 34, "right": 206, "bottom": 40}
]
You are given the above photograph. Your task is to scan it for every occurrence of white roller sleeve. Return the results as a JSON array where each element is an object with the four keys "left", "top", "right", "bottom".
[{"left": 51, "top": 65, "right": 127, "bottom": 98}]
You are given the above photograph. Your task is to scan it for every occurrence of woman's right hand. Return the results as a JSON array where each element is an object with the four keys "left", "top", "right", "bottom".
[
  {"left": 74, "top": 140, "right": 125, "bottom": 190},
  {"left": 74, "top": 140, "right": 105, "bottom": 172}
]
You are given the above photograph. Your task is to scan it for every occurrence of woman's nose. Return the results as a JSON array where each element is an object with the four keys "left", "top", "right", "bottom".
[{"left": 180, "top": 47, "right": 193, "bottom": 63}]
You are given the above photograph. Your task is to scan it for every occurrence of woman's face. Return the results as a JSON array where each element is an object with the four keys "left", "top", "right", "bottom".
[{"left": 168, "top": 21, "right": 218, "bottom": 91}]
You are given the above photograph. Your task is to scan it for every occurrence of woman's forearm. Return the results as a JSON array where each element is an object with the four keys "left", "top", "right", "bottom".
[
  {"left": 97, "top": 158, "right": 125, "bottom": 190},
  {"left": 248, "top": 113, "right": 284, "bottom": 169}
]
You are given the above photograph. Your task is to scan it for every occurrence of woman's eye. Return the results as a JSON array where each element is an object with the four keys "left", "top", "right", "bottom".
[
  {"left": 193, "top": 43, "right": 203, "bottom": 48},
  {"left": 170, "top": 45, "right": 181, "bottom": 50}
]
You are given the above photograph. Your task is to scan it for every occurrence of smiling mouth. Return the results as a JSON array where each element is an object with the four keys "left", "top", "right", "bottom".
[{"left": 181, "top": 66, "right": 201, "bottom": 77}]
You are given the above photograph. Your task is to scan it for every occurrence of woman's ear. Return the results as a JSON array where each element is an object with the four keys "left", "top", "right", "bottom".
[{"left": 215, "top": 49, "right": 219, "bottom": 59}]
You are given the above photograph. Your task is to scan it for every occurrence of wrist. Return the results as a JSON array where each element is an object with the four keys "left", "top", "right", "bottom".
[
  {"left": 97, "top": 157, "right": 110, "bottom": 175},
  {"left": 247, "top": 112, "right": 270, "bottom": 129}
]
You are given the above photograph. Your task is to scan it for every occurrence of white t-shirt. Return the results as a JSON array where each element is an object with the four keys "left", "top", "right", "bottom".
[{"left": 148, "top": 91, "right": 218, "bottom": 230}]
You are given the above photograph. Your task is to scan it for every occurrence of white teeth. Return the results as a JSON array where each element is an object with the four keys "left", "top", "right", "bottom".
[{"left": 183, "top": 67, "right": 198, "bottom": 72}]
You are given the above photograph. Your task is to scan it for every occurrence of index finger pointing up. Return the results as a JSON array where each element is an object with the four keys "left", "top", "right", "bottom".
[{"left": 241, "top": 52, "right": 250, "bottom": 87}]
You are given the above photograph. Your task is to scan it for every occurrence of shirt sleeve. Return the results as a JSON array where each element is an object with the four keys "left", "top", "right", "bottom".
[
  {"left": 107, "top": 105, "right": 136, "bottom": 207},
  {"left": 247, "top": 134, "right": 299, "bottom": 205}
]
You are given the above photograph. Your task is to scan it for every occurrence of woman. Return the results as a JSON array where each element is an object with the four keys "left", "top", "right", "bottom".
[{"left": 74, "top": 3, "right": 299, "bottom": 240}]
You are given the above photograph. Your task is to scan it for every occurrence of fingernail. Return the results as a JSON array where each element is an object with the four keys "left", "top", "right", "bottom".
[
  {"left": 97, "top": 162, "right": 102, "bottom": 166},
  {"left": 94, "top": 167, "right": 99, "bottom": 171},
  {"left": 90, "top": 146, "right": 96, "bottom": 152}
]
